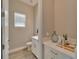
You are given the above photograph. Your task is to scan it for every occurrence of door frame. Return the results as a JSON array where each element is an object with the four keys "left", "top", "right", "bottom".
[{"left": 2, "top": 0, "right": 9, "bottom": 59}]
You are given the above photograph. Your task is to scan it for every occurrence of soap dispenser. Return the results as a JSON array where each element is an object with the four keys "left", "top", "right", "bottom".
[{"left": 63, "top": 34, "right": 69, "bottom": 45}]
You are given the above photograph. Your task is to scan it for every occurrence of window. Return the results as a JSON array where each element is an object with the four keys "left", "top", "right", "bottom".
[{"left": 14, "top": 12, "right": 26, "bottom": 27}]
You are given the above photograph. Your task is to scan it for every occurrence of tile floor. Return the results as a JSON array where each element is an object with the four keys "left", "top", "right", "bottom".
[{"left": 9, "top": 48, "right": 37, "bottom": 59}]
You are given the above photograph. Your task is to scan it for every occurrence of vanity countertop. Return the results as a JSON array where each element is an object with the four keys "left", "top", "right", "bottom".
[{"left": 43, "top": 39, "right": 76, "bottom": 59}]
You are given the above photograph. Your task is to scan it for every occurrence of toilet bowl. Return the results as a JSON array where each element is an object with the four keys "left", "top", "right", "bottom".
[{"left": 26, "top": 42, "right": 32, "bottom": 51}]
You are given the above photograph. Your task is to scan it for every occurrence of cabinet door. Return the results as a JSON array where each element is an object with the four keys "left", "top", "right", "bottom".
[
  {"left": 32, "top": 39, "right": 39, "bottom": 58},
  {"left": 44, "top": 45, "right": 56, "bottom": 59}
]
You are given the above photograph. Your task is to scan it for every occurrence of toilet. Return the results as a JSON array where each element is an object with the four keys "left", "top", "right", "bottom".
[{"left": 26, "top": 42, "right": 32, "bottom": 51}]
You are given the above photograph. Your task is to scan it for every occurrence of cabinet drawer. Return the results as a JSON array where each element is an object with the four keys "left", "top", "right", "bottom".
[
  {"left": 44, "top": 45, "right": 72, "bottom": 59},
  {"left": 45, "top": 45, "right": 58, "bottom": 55},
  {"left": 44, "top": 45, "right": 58, "bottom": 59}
]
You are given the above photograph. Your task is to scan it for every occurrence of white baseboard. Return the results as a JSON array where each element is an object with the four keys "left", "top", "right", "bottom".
[{"left": 9, "top": 46, "right": 27, "bottom": 54}]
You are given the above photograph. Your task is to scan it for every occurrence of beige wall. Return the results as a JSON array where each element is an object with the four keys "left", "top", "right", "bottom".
[
  {"left": 42, "top": 0, "right": 77, "bottom": 39},
  {"left": 54, "top": 0, "right": 68, "bottom": 36},
  {"left": 9, "top": 0, "right": 34, "bottom": 50},
  {"left": 43, "top": 0, "right": 54, "bottom": 36},
  {"left": 54, "top": 0, "right": 77, "bottom": 39}
]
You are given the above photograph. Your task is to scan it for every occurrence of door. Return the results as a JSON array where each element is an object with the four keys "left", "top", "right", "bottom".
[{"left": 2, "top": 0, "right": 9, "bottom": 59}]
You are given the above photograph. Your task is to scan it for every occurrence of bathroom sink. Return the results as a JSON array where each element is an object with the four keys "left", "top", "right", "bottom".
[
  {"left": 57, "top": 44, "right": 75, "bottom": 52},
  {"left": 32, "top": 35, "right": 38, "bottom": 40}
]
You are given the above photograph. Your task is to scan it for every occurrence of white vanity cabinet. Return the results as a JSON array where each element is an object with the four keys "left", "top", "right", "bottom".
[
  {"left": 32, "top": 36, "right": 39, "bottom": 58},
  {"left": 44, "top": 45, "right": 73, "bottom": 59}
]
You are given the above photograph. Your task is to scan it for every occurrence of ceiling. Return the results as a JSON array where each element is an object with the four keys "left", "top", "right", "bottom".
[{"left": 20, "top": 0, "right": 38, "bottom": 6}]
